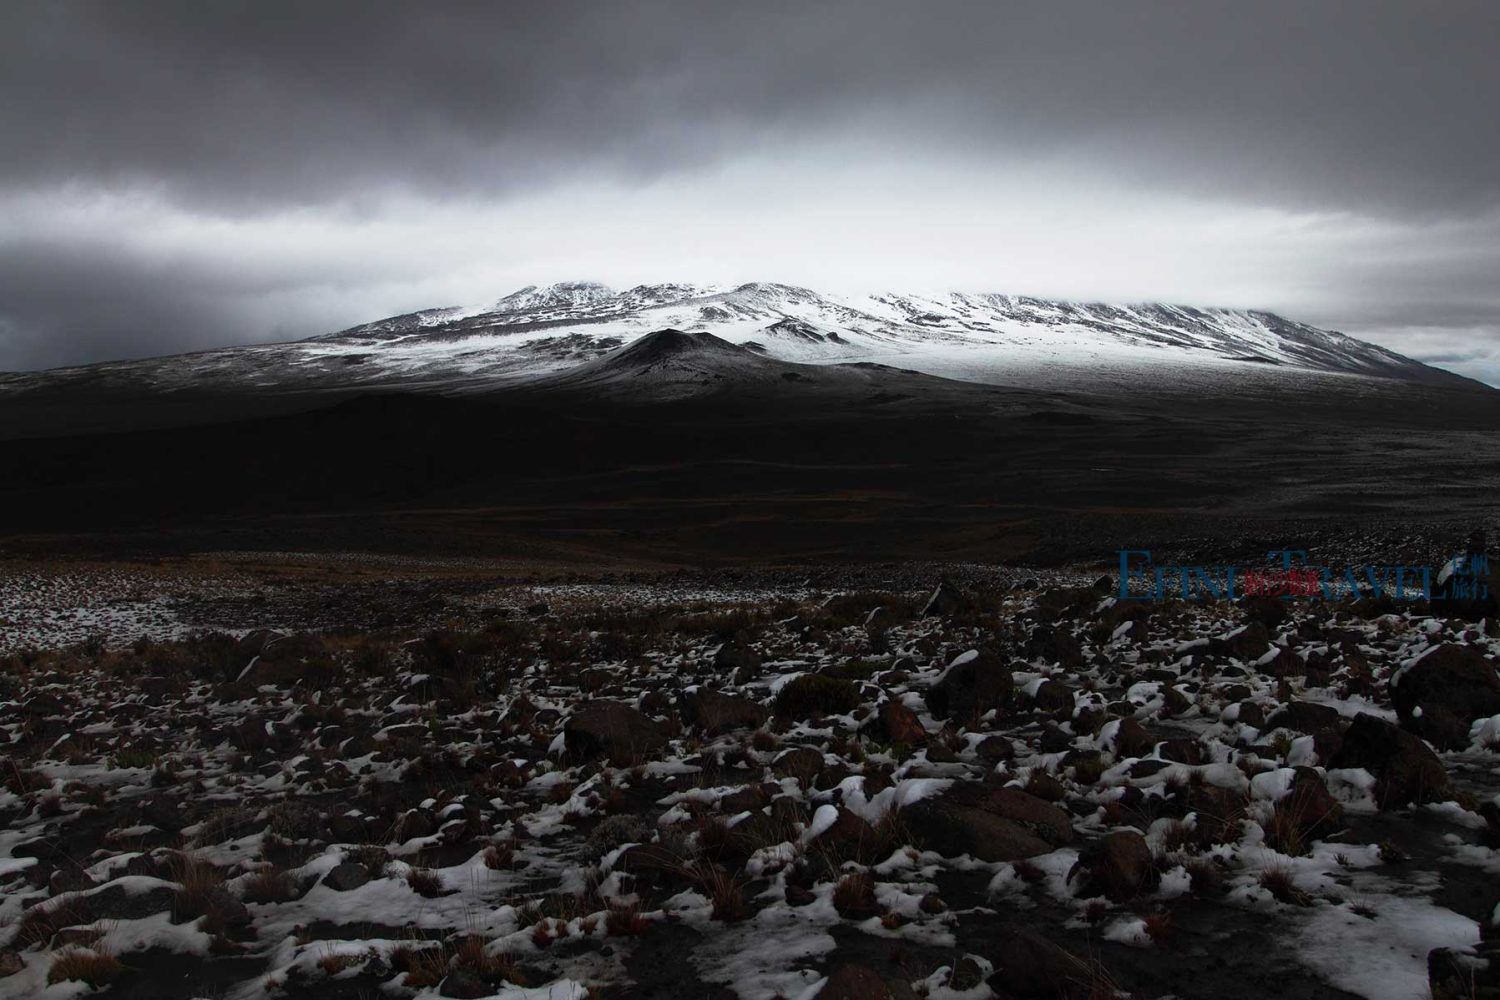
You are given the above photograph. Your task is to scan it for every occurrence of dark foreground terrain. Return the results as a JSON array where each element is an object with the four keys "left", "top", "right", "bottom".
[
  {"left": 4, "top": 329, "right": 1499, "bottom": 565},
  {"left": 3, "top": 332, "right": 1498, "bottom": 998},
  {"left": 0, "top": 550, "right": 1497, "bottom": 999}
]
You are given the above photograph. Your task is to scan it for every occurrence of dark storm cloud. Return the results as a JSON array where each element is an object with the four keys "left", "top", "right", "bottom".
[
  {"left": 5, "top": 1, "right": 1497, "bottom": 214},
  {"left": 1, "top": 1, "right": 1499, "bottom": 374}
]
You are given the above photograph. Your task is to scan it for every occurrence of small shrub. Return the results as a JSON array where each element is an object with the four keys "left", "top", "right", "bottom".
[
  {"left": 112, "top": 748, "right": 159, "bottom": 769},
  {"left": 483, "top": 842, "right": 515, "bottom": 870},
  {"left": 584, "top": 814, "right": 653, "bottom": 863},
  {"left": 1142, "top": 911, "right": 1173, "bottom": 946}
]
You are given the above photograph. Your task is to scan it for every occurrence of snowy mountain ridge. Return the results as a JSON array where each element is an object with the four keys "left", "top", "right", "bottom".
[
  {"left": 313, "top": 280, "right": 1467, "bottom": 389},
  {"left": 0, "top": 282, "right": 1478, "bottom": 405}
]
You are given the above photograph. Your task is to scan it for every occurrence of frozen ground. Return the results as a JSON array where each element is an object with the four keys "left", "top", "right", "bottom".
[{"left": 0, "top": 559, "right": 1496, "bottom": 998}]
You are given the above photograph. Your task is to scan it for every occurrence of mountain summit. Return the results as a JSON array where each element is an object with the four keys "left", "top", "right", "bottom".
[{"left": 313, "top": 281, "right": 1472, "bottom": 391}]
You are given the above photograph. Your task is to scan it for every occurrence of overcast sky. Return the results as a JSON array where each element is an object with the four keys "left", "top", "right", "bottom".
[{"left": 3, "top": 2, "right": 1498, "bottom": 384}]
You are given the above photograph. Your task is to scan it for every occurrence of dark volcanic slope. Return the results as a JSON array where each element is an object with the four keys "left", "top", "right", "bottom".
[
  {"left": 522, "top": 328, "right": 985, "bottom": 403},
  {"left": 3, "top": 324, "right": 1498, "bottom": 564}
]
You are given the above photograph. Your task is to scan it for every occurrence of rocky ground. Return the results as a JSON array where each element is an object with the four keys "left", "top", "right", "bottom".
[{"left": 0, "top": 559, "right": 1498, "bottom": 999}]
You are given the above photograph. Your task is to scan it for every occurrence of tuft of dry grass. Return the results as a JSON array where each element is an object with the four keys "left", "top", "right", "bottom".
[
  {"left": 832, "top": 871, "right": 880, "bottom": 919},
  {"left": 169, "top": 853, "right": 226, "bottom": 922},
  {"left": 482, "top": 842, "right": 514, "bottom": 870},
  {"left": 1262, "top": 809, "right": 1305, "bottom": 857},
  {"left": 685, "top": 862, "right": 748, "bottom": 922},
  {"left": 605, "top": 901, "right": 648, "bottom": 936},
  {"left": 241, "top": 868, "right": 300, "bottom": 904},
  {"left": 16, "top": 899, "right": 84, "bottom": 949},
  {"left": 1184, "top": 858, "right": 1223, "bottom": 896},
  {"left": 392, "top": 943, "right": 447, "bottom": 988},
  {"left": 47, "top": 949, "right": 124, "bottom": 987},
  {"left": 531, "top": 919, "right": 557, "bottom": 949},
  {"left": 405, "top": 868, "right": 446, "bottom": 898},
  {"left": 1160, "top": 820, "right": 1196, "bottom": 855},
  {"left": 1259, "top": 866, "right": 1312, "bottom": 906},
  {"left": 452, "top": 935, "right": 524, "bottom": 985}
]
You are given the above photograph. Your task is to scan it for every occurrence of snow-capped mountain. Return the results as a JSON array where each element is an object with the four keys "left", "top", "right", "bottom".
[{"left": 0, "top": 282, "right": 1478, "bottom": 408}]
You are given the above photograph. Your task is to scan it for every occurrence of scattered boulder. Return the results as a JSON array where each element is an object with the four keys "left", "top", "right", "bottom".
[
  {"left": 1032, "top": 679, "right": 1075, "bottom": 715},
  {"left": 1429, "top": 943, "right": 1500, "bottom": 1000},
  {"left": 322, "top": 862, "right": 372, "bottom": 892},
  {"left": 1215, "top": 622, "right": 1272, "bottom": 661},
  {"left": 680, "top": 689, "right": 767, "bottom": 735},
  {"left": 774, "top": 674, "right": 860, "bottom": 720},
  {"left": 562, "top": 701, "right": 667, "bottom": 764},
  {"left": 714, "top": 641, "right": 763, "bottom": 683},
  {"left": 809, "top": 808, "right": 880, "bottom": 862},
  {"left": 816, "top": 964, "right": 914, "bottom": 1000},
  {"left": 772, "top": 746, "right": 825, "bottom": 784},
  {"left": 1328, "top": 713, "right": 1448, "bottom": 808},
  {"left": 439, "top": 971, "right": 492, "bottom": 999},
  {"left": 975, "top": 735, "right": 1015, "bottom": 763},
  {"left": 927, "top": 649, "right": 1012, "bottom": 721},
  {"left": 1026, "top": 627, "right": 1084, "bottom": 668},
  {"left": 991, "top": 929, "right": 1099, "bottom": 999},
  {"left": 1263, "top": 646, "right": 1305, "bottom": 678},
  {"left": 902, "top": 783, "right": 1073, "bottom": 862},
  {"left": 1264, "top": 701, "right": 1342, "bottom": 734},
  {"left": 1390, "top": 644, "right": 1500, "bottom": 750},
  {"left": 922, "top": 579, "right": 977, "bottom": 619},
  {"left": 1268, "top": 767, "right": 1344, "bottom": 850},
  {"left": 862, "top": 697, "right": 926, "bottom": 745},
  {"left": 1069, "top": 829, "right": 1157, "bottom": 902},
  {"left": 1105, "top": 717, "right": 1156, "bottom": 759}
]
